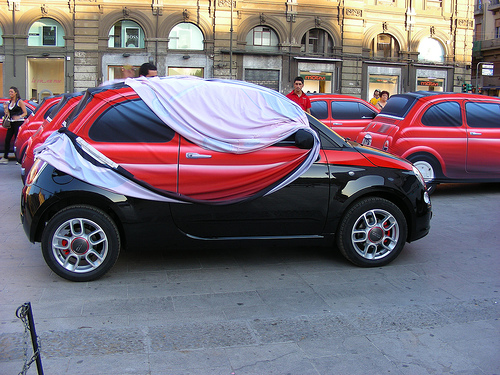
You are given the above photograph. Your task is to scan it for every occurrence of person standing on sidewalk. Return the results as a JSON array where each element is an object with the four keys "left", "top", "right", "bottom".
[
  {"left": 1, "top": 87, "right": 27, "bottom": 164},
  {"left": 286, "top": 76, "right": 311, "bottom": 114}
]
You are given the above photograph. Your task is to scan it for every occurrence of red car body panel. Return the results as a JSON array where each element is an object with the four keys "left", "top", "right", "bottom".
[
  {"left": 309, "top": 94, "right": 379, "bottom": 140},
  {"left": 14, "top": 96, "right": 62, "bottom": 161},
  {"left": 0, "top": 99, "right": 36, "bottom": 154},
  {"left": 357, "top": 93, "right": 500, "bottom": 183},
  {"left": 65, "top": 86, "right": 313, "bottom": 202},
  {"left": 22, "top": 94, "right": 83, "bottom": 176}
]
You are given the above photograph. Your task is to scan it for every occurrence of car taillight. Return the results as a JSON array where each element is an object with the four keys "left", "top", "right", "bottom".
[
  {"left": 25, "top": 159, "right": 46, "bottom": 186},
  {"left": 383, "top": 140, "right": 390, "bottom": 151}
]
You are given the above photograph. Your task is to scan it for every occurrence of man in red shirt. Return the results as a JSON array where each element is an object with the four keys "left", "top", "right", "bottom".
[{"left": 286, "top": 76, "right": 311, "bottom": 114}]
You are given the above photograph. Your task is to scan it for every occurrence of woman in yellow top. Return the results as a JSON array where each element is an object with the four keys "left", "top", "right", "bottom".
[{"left": 370, "top": 90, "right": 380, "bottom": 106}]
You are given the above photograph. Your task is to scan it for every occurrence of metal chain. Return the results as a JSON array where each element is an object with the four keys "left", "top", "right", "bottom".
[{"left": 16, "top": 303, "right": 42, "bottom": 375}]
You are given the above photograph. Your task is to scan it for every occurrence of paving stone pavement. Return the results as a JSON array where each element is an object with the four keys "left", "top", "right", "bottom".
[{"left": 1, "top": 160, "right": 499, "bottom": 374}]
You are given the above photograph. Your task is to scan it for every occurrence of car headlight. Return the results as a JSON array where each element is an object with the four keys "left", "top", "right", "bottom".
[{"left": 412, "top": 165, "right": 426, "bottom": 187}]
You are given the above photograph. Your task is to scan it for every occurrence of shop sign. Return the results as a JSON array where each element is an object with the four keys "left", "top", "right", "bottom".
[
  {"left": 301, "top": 74, "right": 331, "bottom": 81},
  {"left": 482, "top": 64, "right": 494, "bottom": 76},
  {"left": 417, "top": 79, "right": 443, "bottom": 87}
]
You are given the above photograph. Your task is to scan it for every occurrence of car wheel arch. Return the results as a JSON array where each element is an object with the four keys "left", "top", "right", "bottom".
[
  {"left": 34, "top": 192, "right": 128, "bottom": 246},
  {"left": 333, "top": 188, "right": 414, "bottom": 243}
]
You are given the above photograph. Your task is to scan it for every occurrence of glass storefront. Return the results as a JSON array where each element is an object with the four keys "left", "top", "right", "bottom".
[
  {"left": 300, "top": 71, "right": 333, "bottom": 93},
  {"left": 27, "top": 57, "right": 64, "bottom": 101},
  {"left": 168, "top": 67, "right": 204, "bottom": 77},
  {"left": 368, "top": 74, "right": 399, "bottom": 97},
  {"left": 416, "top": 68, "right": 447, "bottom": 92}
]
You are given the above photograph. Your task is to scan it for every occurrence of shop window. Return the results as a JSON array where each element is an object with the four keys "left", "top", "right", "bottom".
[
  {"left": 245, "top": 26, "right": 279, "bottom": 51},
  {"left": 168, "top": 23, "right": 204, "bottom": 50},
  {"left": 301, "top": 29, "right": 334, "bottom": 55},
  {"left": 168, "top": 67, "right": 204, "bottom": 77},
  {"left": 0, "top": 27, "right": 3, "bottom": 46},
  {"left": 371, "top": 34, "right": 400, "bottom": 59},
  {"left": 418, "top": 38, "right": 445, "bottom": 63},
  {"left": 108, "top": 20, "right": 145, "bottom": 48},
  {"left": 244, "top": 69, "right": 280, "bottom": 91},
  {"left": 28, "top": 18, "right": 65, "bottom": 47}
]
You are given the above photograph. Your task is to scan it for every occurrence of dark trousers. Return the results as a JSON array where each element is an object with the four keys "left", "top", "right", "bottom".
[{"left": 3, "top": 121, "right": 22, "bottom": 159}]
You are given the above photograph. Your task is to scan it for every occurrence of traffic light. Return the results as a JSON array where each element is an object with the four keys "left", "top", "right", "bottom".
[
  {"left": 467, "top": 83, "right": 472, "bottom": 92},
  {"left": 462, "top": 83, "right": 467, "bottom": 92}
]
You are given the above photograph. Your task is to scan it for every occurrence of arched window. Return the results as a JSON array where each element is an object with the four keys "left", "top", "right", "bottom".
[
  {"left": 371, "top": 34, "right": 400, "bottom": 59},
  {"left": 28, "top": 18, "right": 65, "bottom": 47},
  {"left": 245, "top": 26, "right": 279, "bottom": 51},
  {"left": 301, "top": 29, "right": 334, "bottom": 55},
  {"left": 0, "top": 27, "right": 3, "bottom": 46},
  {"left": 108, "top": 20, "right": 145, "bottom": 48},
  {"left": 418, "top": 38, "right": 445, "bottom": 63},
  {"left": 168, "top": 23, "right": 204, "bottom": 50}
]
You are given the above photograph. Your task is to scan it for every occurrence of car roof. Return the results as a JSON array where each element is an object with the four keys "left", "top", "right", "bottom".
[{"left": 379, "top": 91, "right": 499, "bottom": 118}]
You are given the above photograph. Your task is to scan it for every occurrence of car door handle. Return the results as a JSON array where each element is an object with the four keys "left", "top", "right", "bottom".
[
  {"left": 332, "top": 122, "right": 342, "bottom": 126},
  {"left": 470, "top": 132, "right": 482, "bottom": 136},
  {"left": 186, "top": 152, "right": 212, "bottom": 159}
]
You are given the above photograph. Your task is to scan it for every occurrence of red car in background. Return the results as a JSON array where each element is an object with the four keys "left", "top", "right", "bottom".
[
  {"left": 357, "top": 92, "right": 500, "bottom": 191},
  {"left": 21, "top": 92, "right": 83, "bottom": 179},
  {"left": 309, "top": 94, "right": 379, "bottom": 140},
  {"left": 0, "top": 99, "right": 36, "bottom": 155},
  {"left": 14, "top": 95, "right": 62, "bottom": 162}
]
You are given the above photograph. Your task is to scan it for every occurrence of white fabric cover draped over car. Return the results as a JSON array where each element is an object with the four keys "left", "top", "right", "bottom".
[{"left": 34, "top": 77, "right": 320, "bottom": 204}]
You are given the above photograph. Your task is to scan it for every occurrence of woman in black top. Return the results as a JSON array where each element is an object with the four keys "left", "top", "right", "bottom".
[{"left": 1, "top": 86, "right": 27, "bottom": 164}]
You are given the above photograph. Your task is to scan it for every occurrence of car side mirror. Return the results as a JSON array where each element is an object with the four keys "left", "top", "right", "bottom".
[{"left": 294, "top": 129, "right": 314, "bottom": 149}]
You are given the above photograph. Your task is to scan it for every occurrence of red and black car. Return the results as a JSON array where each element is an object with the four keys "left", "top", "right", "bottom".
[{"left": 21, "top": 79, "right": 431, "bottom": 282}]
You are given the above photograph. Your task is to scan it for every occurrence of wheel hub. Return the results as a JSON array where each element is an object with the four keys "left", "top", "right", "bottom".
[
  {"left": 71, "top": 237, "right": 89, "bottom": 255},
  {"left": 368, "top": 227, "right": 384, "bottom": 243}
]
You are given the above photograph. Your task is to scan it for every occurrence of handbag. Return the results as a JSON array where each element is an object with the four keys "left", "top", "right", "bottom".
[{"left": 2, "top": 111, "right": 10, "bottom": 129}]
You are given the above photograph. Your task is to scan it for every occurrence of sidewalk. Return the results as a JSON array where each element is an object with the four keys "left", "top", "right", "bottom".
[{"left": 1, "top": 160, "right": 499, "bottom": 374}]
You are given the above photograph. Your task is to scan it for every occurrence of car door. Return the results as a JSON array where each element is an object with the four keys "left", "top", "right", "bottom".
[
  {"left": 170, "top": 131, "right": 331, "bottom": 238},
  {"left": 464, "top": 100, "right": 500, "bottom": 176}
]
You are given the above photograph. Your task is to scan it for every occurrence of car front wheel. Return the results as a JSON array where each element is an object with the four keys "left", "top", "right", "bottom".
[
  {"left": 337, "top": 198, "right": 408, "bottom": 267},
  {"left": 41, "top": 205, "right": 120, "bottom": 282}
]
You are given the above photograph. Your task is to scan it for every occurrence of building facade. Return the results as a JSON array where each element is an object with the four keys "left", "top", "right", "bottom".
[
  {"left": 473, "top": 0, "right": 500, "bottom": 95},
  {"left": 0, "top": 0, "right": 474, "bottom": 102}
]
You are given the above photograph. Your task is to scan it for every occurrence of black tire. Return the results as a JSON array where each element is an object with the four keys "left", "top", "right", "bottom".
[
  {"left": 41, "top": 205, "right": 120, "bottom": 282},
  {"left": 336, "top": 198, "right": 407, "bottom": 267},
  {"left": 407, "top": 154, "right": 441, "bottom": 194}
]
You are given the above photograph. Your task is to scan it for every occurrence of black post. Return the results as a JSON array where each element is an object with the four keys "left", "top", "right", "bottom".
[{"left": 26, "top": 302, "right": 44, "bottom": 375}]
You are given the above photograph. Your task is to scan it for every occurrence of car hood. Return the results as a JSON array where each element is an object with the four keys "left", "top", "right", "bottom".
[{"left": 348, "top": 139, "right": 412, "bottom": 170}]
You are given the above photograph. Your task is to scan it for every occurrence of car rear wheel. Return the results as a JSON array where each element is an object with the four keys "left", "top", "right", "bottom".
[
  {"left": 337, "top": 198, "right": 407, "bottom": 267},
  {"left": 41, "top": 205, "right": 120, "bottom": 282},
  {"left": 407, "top": 154, "right": 441, "bottom": 194}
]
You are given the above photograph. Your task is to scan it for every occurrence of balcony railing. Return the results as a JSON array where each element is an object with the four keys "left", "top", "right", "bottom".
[{"left": 489, "top": 0, "right": 500, "bottom": 11}]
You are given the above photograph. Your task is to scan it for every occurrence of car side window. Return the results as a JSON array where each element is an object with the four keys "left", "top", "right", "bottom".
[
  {"left": 359, "top": 103, "right": 377, "bottom": 119},
  {"left": 331, "top": 101, "right": 361, "bottom": 120},
  {"left": 465, "top": 102, "right": 500, "bottom": 128},
  {"left": 44, "top": 104, "right": 58, "bottom": 119},
  {"left": 421, "top": 102, "right": 462, "bottom": 127},
  {"left": 89, "top": 99, "right": 176, "bottom": 143},
  {"left": 310, "top": 100, "right": 328, "bottom": 119}
]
